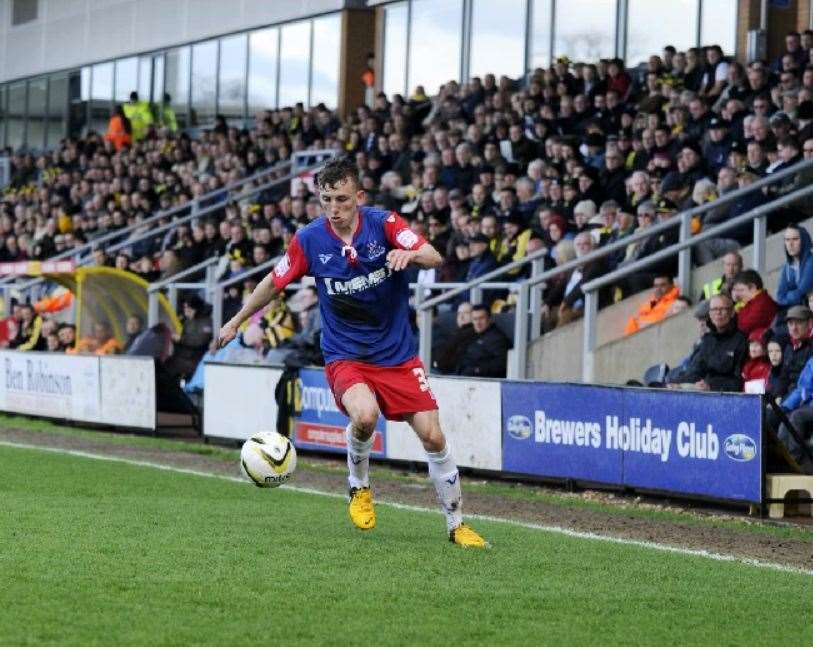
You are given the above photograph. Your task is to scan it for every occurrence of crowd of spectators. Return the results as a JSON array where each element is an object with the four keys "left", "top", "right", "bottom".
[{"left": 3, "top": 32, "right": 813, "bottom": 414}]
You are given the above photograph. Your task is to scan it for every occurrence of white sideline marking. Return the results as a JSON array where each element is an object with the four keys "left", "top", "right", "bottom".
[{"left": 2, "top": 439, "right": 812, "bottom": 577}]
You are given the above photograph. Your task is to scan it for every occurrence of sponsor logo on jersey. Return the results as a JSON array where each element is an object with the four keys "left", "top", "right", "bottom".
[
  {"left": 387, "top": 214, "right": 396, "bottom": 223},
  {"left": 273, "top": 254, "right": 291, "bottom": 277},
  {"left": 319, "top": 253, "right": 333, "bottom": 265},
  {"left": 323, "top": 266, "right": 393, "bottom": 296},
  {"left": 367, "top": 240, "right": 386, "bottom": 260},
  {"left": 396, "top": 229, "right": 419, "bottom": 249}
]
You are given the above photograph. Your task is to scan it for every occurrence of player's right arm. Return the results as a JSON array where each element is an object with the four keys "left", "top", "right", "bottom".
[{"left": 217, "top": 234, "right": 309, "bottom": 347}]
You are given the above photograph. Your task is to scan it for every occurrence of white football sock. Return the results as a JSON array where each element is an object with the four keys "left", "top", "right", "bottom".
[
  {"left": 346, "top": 424, "right": 374, "bottom": 490},
  {"left": 426, "top": 443, "right": 463, "bottom": 532}
]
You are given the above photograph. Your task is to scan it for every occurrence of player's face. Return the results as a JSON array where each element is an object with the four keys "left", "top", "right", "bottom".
[{"left": 318, "top": 178, "right": 365, "bottom": 231}]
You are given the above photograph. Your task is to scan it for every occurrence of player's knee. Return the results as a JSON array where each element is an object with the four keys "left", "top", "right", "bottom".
[{"left": 352, "top": 407, "right": 379, "bottom": 437}]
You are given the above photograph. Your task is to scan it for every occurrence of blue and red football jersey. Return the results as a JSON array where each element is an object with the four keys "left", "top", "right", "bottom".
[{"left": 271, "top": 207, "right": 427, "bottom": 366}]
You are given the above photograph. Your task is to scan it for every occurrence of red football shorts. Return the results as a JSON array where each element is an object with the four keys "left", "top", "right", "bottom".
[{"left": 324, "top": 356, "right": 438, "bottom": 422}]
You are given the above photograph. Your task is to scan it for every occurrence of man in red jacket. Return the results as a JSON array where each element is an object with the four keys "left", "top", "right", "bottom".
[{"left": 732, "top": 269, "right": 778, "bottom": 337}]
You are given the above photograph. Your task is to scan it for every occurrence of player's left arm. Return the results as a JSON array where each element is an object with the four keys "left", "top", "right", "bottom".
[{"left": 383, "top": 211, "right": 443, "bottom": 271}]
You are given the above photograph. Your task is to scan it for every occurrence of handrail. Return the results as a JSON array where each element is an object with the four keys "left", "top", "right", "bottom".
[
  {"left": 209, "top": 256, "right": 281, "bottom": 335},
  {"left": 148, "top": 256, "right": 220, "bottom": 293},
  {"left": 577, "top": 181, "right": 813, "bottom": 383},
  {"left": 0, "top": 159, "right": 293, "bottom": 288},
  {"left": 418, "top": 156, "right": 813, "bottom": 311}
]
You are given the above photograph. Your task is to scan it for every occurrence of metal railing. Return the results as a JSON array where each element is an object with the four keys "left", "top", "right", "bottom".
[
  {"left": 146, "top": 256, "right": 220, "bottom": 326},
  {"left": 4, "top": 149, "right": 338, "bottom": 315},
  {"left": 416, "top": 156, "right": 813, "bottom": 379},
  {"left": 578, "top": 181, "right": 813, "bottom": 382}
]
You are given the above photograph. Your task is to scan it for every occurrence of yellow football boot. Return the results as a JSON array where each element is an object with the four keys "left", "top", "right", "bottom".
[
  {"left": 348, "top": 486, "right": 376, "bottom": 530},
  {"left": 449, "top": 523, "right": 489, "bottom": 549}
]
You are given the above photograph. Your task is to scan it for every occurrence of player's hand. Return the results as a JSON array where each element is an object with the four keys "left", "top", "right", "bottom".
[
  {"left": 386, "top": 249, "right": 416, "bottom": 272},
  {"left": 217, "top": 321, "right": 239, "bottom": 348}
]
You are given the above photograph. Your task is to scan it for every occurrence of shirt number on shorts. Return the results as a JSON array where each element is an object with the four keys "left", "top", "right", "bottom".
[{"left": 412, "top": 367, "right": 430, "bottom": 392}]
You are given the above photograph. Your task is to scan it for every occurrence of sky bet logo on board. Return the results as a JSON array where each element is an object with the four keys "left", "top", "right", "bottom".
[
  {"left": 507, "top": 415, "right": 532, "bottom": 440},
  {"left": 723, "top": 434, "right": 757, "bottom": 462}
]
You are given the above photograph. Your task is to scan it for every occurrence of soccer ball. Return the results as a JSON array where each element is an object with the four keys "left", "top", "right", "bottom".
[{"left": 240, "top": 431, "right": 297, "bottom": 488}]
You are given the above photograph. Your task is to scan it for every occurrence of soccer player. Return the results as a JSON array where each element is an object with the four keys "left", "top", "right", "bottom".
[{"left": 218, "top": 158, "right": 487, "bottom": 548}]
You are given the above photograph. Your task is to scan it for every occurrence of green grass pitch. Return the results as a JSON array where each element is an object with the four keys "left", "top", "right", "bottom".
[{"left": 1, "top": 443, "right": 812, "bottom": 646}]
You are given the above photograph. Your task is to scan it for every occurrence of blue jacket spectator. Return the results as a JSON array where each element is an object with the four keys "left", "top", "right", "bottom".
[
  {"left": 781, "top": 355, "right": 813, "bottom": 411},
  {"left": 777, "top": 225, "right": 813, "bottom": 307}
]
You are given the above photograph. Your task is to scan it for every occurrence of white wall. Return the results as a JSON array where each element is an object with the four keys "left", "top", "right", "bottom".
[{"left": 0, "top": 0, "right": 349, "bottom": 82}]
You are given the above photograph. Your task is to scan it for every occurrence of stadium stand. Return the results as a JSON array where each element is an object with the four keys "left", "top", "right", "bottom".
[{"left": 3, "top": 30, "right": 813, "bottom": 427}]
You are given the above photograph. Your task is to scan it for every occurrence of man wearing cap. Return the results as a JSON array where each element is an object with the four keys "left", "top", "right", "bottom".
[
  {"left": 779, "top": 305, "right": 813, "bottom": 394},
  {"left": 465, "top": 233, "right": 498, "bottom": 305},
  {"left": 666, "top": 300, "right": 711, "bottom": 385},
  {"left": 703, "top": 118, "right": 732, "bottom": 173},
  {"left": 659, "top": 172, "right": 693, "bottom": 211},
  {"left": 669, "top": 293, "right": 747, "bottom": 392}
]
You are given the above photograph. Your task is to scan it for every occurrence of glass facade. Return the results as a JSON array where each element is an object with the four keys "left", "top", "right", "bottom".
[
  {"left": 554, "top": 0, "right": 616, "bottom": 62},
  {"left": 469, "top": 0, "right": 526, "bottom": 80},
  {"left": 626, "top": 0, "right": 699, "bottom": 66},
  {"left": 7, "top": 82, "right": 26, "bottom": 150},
  {"left": 383, "top": 3, "right": 408, "bottom": 98},
  {"left": 530, "top": 0, "right": 553, "bottom": 69},
  {"left": 701, "top": 0, "right": 737, "bottom": 56},
  {"left": 218, "top": 34, "right": 247, "bottom": 120},
  {"left": 311, "top": 15, "right": 341, "bottom": 108},
  {"left": 248, "top": 27, "right": 279, "bottom": 114},
  {"left": 279, "top": 20, "right": 312, "bottom": 108},
  {"left": 191, "top": 40, "right": 217, "bottom": 126},
  {"left": 408, "top": 0, "right": 463, "bottom": 94},
  {"left": 47, "top": 73, "right": 68, "bottom": 147},
  {"left": 27, "top": 77, "right": 47, "bottom": 149},
  {"left": 165, "top": 46, "right": 190, "bottom": 130},
  {"left": 114, "top": 57, "right": 138, "bottom": 103},
  {"left": 379, "top": 0, "right": 739, "bottom": 96},
  {"left": 0, "top": 10, "right": 343, "bottom": 151}
]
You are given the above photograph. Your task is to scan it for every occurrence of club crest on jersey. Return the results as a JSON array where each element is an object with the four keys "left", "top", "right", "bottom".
[
  {"left": 366, "top": 240, "right": 386, "bottom": 260},
  {"left": 324, "top": 266, "right": 393, "bottom": 296},
  {"left": 319, "top": 253, "right": 333, "bottom": 265},
  {"left": 273, "top": 254, "right": 291, "bottom": 277},
  {"left": 396, "top": 229, "right": 419, "bottom": 249}
]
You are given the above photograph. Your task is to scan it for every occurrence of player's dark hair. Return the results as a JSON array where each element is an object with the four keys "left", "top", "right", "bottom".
[
  {"left": 316, "top": 157, "right": 360, "bottom": 191},
  {"left": 471, "top": 304, "right": 490, "bottom": 316}
]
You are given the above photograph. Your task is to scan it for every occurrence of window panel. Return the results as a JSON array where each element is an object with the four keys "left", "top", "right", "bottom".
[
  {"left": 115, "top": 57, "right": 138, "bottom": 103},
  {"left": 138, "top": 55, "right": 152, "bottom": 101},
  {"left": 310, "top": 14, "right": 340, "bottom": 108},
  {"left": 191, "top": 40, "right": 217, "bottom": 126},
  {"left": 530, "top": 0, "right": 552, "bottom": 69},
  {"left": 165, "top": 46, "right": 190, "bottom": 129},
  {"left": 469, "top": 0, "right": 525, "bottom": 80},
  {"left": 627, "top": 0, "right": 698, "bottom": 66},
  {"left": 248, "top": 27, "right": 279, "bottom": 114},
  {"left": 408, "top": 0, "right": 463, "bottom": 94},
  {"left": 554, "top": 0, "right": 616, "bottom": 62},
  {"left": 7, "top": 82, "right": 26, "bottom": 150},
  {"left": 68, "top": 70, "right": 86, "bottom": 138},
  {"left": 383, "top": 3, "right": 407, "bottom": 97},
  {"left": 152, "top": 54, "right": 165, "bottom": 104},
  {"left": 27, "top": 78, "right": 46, "bottom": 149},
  {"left": 701, "top": 0, "right": 737, "bottom": 54},
  {"left": 47, "top": 73, "right": 68, "bottom": 147},
  {"left": 90, "top": 61, "right": 113, "bottom": 134},
  {"left": 218, "top": 33, "right": 247, "bottom": 119},
  {"left": 278, "top": 21, "right": 311, "bottom": 108},
  {"left": 0, "top": 85, "right": 6, "bottom": 148}
]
